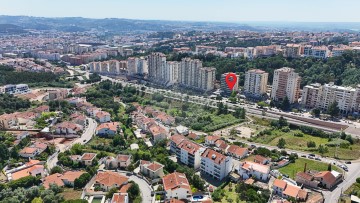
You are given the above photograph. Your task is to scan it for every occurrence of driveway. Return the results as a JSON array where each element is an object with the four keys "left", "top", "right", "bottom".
[{"left": 118, "top": 172, "right": 153, "bottom": 203}]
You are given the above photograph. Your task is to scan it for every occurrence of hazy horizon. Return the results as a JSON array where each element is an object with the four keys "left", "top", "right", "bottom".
[{"left": 1, "top": 0, "right": 360, "bottom": 23}]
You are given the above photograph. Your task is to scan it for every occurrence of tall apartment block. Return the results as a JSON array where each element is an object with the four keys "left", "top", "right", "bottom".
[
  {"left": 301, "top": 83, "right": 323, "bottom": 109},
  {"left": 148, "top": 52, "right": 167, "bottom": 80},
  {"left": 166, "top": 61, "right": 180, "bottom": 85},
  {"left": 127, "top": 57, "right": 139, "bottom": 76},
  {"left": 302, "top": 83, "right": 360, "bottom": 114},
  {"left": 244, "top": 69, "right": 268, "bottom": 98},
  {"left": 220, "top": 72, "right": 240, "bottom": 96},
  {"left": 271, "top": 67, "right": 301, "bottom": 104},
  {"left": 199, "top": 67, "right": 216, "bottom": 92}
]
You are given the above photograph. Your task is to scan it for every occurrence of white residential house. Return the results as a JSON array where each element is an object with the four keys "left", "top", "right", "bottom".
[
  {"left": 162, "top": 172, "right": 192, "bottom": 200},
  {"left": 139, "top": 160, "right": 165, "bottom": 179},
  {"left": 95, "top": 111, "right": 111, "bottom": 123},
  {"left": 81, "top": 153, "right": 97, "bottom": 166},
  {"left": 238, "top": 161, "right": 270, "bottom": 182}
]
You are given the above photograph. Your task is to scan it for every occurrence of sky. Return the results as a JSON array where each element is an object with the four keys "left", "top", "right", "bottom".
[{"left": 1, "top": 0, "right": 360, "bottom": 23}]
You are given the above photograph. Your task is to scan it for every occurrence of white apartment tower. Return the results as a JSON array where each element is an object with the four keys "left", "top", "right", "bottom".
[
  {"left": 199, "top": 67, "right": 216, "bottom": 92},
  {"left": 271, "top": 67, "right": 301, "bottom": 104},
  {"left": 179, "top": 58, "right": 203, "bottom": 88},
  {"left": 127, "top": 57, "right": 139, "bottom": 76},
  {"left": 318, "top": 83, "right": 360, "bottom": 114},
  {"left": 148, "top": 52, "right": 166, "bottom": 80},
  {"left": 244, "top": 69, "right": 269, "bottom": 97},
  {"left": 166, "top": 61, "right": 180, "bottom": 85}
]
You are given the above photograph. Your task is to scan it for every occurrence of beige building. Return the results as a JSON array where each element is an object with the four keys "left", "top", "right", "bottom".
[
  {"left": 283, "top": 44, "right": 301, "bottom": 58},
  {"left": 301, "top": 83, "right": 322, "bottom": 109},
  {"left": 244, "top": 69, "right": 268, "bottom": 97},
  {"left": 271, "top": 67, "right": 301, "bottom": 104}
]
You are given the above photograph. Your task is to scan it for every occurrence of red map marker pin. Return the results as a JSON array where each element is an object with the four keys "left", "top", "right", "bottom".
[{"left": 225, "top": 73, "right": 237, "bottom": 91}]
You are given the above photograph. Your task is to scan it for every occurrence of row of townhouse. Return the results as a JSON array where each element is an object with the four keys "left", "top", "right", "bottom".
[
  {"left": 0, "top": 105, "right": 50, "bottom": 130},
  {"left": 132, "top": 111, "right": 169, "bottom": 142},
  {"left": 0, "top": 84, "right": 30, "bottom": 94}
]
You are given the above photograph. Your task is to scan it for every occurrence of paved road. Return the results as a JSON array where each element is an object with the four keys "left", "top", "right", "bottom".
[
  {"left": 322, "top": 161, "right": 360, "bottom": 203},
  {"left": 117, "top": 172, "right": 153, "bottom": 203},
  {"left": 47, "top": 117, "right": 97, "bottom": 170}
]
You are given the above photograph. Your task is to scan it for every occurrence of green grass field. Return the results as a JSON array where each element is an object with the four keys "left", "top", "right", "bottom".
[
  {"left": 251, "top": 128, "right": 360, "bottom": 160},
  {"left": 279, "top": 158, "right": 341, "bottom": 179}
]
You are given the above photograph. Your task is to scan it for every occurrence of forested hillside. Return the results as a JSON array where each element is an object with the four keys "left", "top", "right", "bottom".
[
  {"left": 194, "top": 51, "right": 360, "bottom": 87},
  {"left": 0, "top": 94, "right": 31, "bottom": 115}
]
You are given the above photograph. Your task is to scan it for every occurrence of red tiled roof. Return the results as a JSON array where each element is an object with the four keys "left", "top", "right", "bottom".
[
  {"left": 116, "top": 154, "right": 131, "bottom": 162},
  {"left": 227, "top": 145, "right": 248, "bottom": 157},
  {"left": 81, "top": 153, "right": 96, "bottom": 161},
  {"left": 170, "top": 134, "right": 186, "bottom": 145},
  {"left": 206, "top": 135, "right": 221, "bottom": 142},
  {"left": 42, "top": 173, "right": 65, "bottom": 189},
  {"left": 314, "top": 171, "right": 336, "bottom": 186},
  {"left": 111, "top": 193, "right": 127, "bottom": 203},
  {"left": 296, "top": 172, "right": 314, "bottom": 181},
  {"left": 273, "top": 179, "right": 287, "bottom": 190},
  {"left": 95, "top": 171, "right": 128, "bottom": 187},
  {"left": 162, "top": 172, "right": 191, "bottom": 193},
  {"left": 177, "top": 139, "right": 201, "bottom": 155},
  {"left": 201, "top": 148, "right": 227, "bottom": 165},
  {"left": 96, "top": 122, "right": 119, "bottom": 132}
]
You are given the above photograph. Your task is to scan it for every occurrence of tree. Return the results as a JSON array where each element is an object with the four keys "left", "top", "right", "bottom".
[
  {"left": 31, "top": 197, "right": 43, "bottom": 203},
  {"left": 257, "top": 101, "right": 268, "bottom": 109},
  {"left": 281, "top": 96, "right": 291, "bottom": 111},
  {"left": 0, "top": 143, "right": 9, "bottom": 163},
  {"left": 328, "top": 101, "right": 340, "bottom": 118},
  {"left": 106, "top": 187, "right": 118, "bottom": 199},
  {"left": 230, "top": 128, "right": 237, "bottom": 139},
  {"left": 312, "top": 108, "right": 321, "bottom": 117},
  {"left": 318, "top": 145, "right": 329, "bottom": 155},
  {"left": 127, "top": 182, "right": 141, "bottom": 201},
  {"left": 74, "top": 173, "right": 91, "bottom": 189},
  {"left": 277, "top": 138, "right": 286, "bottom": 149},
  {"left": 50, "top": 166, "right": 63, "bottom": 175},
  {"left": 307, "top": 141, "right": 316, "bottom": 148},
  {"left": 113, "top": 135, "right": 126, "bottom": 147},
  {"left": 328, "top": 163, "right": 332, "bottom": 171}
]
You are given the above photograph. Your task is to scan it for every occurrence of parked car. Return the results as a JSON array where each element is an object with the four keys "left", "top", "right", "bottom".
[
  {"left": 308, "top": 156, "right": 314, "bottom": 159},
  {"left": 315, "top": 157, "right": 321, "bottom": 161},
  {"left": 301, "top": 155, "right": 306, "bottom": 158},
  {"left": 345, "top": 161, "right": 352, "bottom": 164}
]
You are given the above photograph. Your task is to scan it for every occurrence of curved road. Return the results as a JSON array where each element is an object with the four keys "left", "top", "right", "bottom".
[{"left": 47, "top": 117, "right": 97, "bottom": 170}]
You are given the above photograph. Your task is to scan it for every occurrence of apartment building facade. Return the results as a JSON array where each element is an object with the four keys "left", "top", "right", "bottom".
[
  {"left": 220, "top": 72, "right": 240, "bottom": 96},
  {"left": 244, "top": 69, "right": 269, "bottom": 98},
  {"left": 200, "top": 148, "right": 233, "bottom": 180},
  {"left": 271, "top": 67, "right": 301, "bottom": 104}
]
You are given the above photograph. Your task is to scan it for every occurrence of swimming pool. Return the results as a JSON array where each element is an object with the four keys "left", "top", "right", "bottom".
[{"left": 192, "top": 195, "right": 204, "bottom": 201}]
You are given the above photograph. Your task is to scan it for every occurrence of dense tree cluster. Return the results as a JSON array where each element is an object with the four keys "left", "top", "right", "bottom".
[
  {"left": 0, "top": 94, "right": 31, "bottom": 115},
  {"left": 0, "top": 65, "right": 60, "bottom": 86},
  {"left": 193, "top": 51, "right": 360, "bottom": 87}
]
